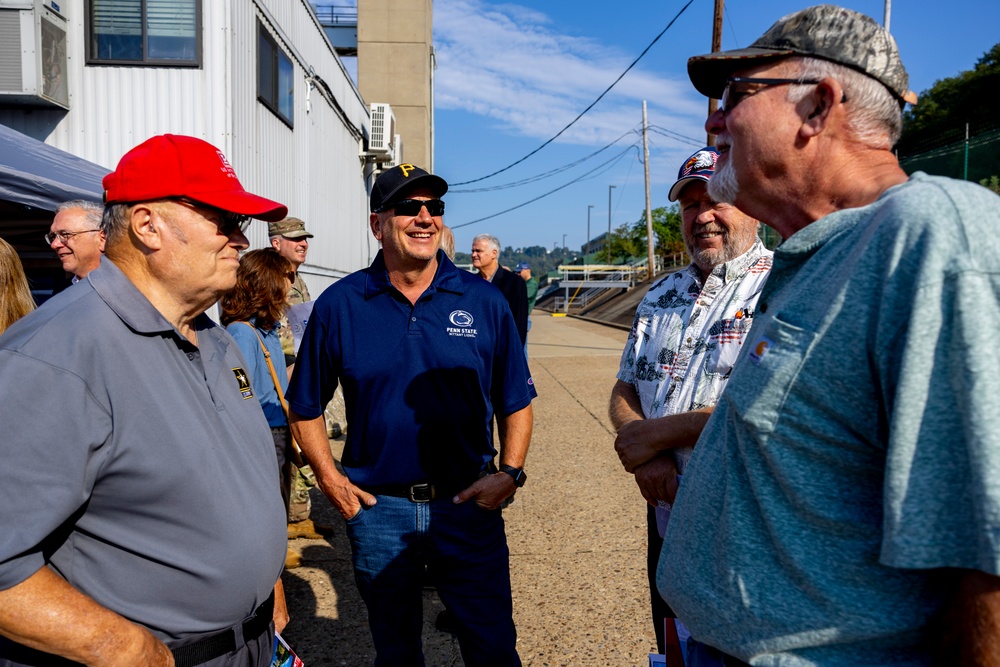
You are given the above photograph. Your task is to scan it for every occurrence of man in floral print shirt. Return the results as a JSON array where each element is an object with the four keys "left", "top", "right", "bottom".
[{"left": 608, "top": 146, "right": 771, "bottom": 661}]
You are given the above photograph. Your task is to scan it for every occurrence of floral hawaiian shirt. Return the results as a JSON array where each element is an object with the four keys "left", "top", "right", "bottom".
[{"left": 617, "top": 237, "right": 772, "bottom": 473}]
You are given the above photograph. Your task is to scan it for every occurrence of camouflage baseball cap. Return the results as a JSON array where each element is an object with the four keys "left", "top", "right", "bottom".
[
  {"left": 268, "top": 216, "right": 313, "bottom": 239},
  {"left": 687, "top": 5, "right": 917, "bottom": 106}
]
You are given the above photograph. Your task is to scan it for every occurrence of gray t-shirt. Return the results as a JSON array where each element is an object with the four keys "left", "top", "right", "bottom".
[
  {"left": 0, "top": 258, "right": 285, "bottom": 641},
  {"left": 660, "top": 173, "right": 1000, "bottom": 666}
]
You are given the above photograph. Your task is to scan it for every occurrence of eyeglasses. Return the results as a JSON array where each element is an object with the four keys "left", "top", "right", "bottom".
[
  {"left": 719, "top": 77, "right": 823, "bottom": 114},
  {"left": 45, "top": 229, "right": 101, "bottom": 245},
  {"left": 384, "top": 199, "right": 445, "bottom": 217},
  {"left": 173, "top": 198, "right": 252, "bottom": 236}
]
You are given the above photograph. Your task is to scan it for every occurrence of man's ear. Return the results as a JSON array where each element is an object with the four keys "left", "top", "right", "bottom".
[
  {"left": 369, "top": 213, "right": 382, "bottom": 241},
  {"left": 130, "top": 204, "right": 163, "bottom": 250},
  {"left": 801, "top": 77, "right": 844, "bottom": 138},
  {"left": 270, "top": 236, "right": 280, "bottom": 250}
]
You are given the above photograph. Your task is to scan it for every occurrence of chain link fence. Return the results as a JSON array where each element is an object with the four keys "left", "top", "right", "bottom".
[{"left": 898, "top": 124, "right": 1000, "bottom": 190}]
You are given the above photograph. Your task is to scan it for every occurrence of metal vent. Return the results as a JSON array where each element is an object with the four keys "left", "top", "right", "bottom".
[{"left": 0, "top": 11, "right": 23, "bottom": 92}]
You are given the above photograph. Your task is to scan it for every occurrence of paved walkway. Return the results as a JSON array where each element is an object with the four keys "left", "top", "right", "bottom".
[{"left": 283, "top": 313, "right": 656, "bottom": 666}]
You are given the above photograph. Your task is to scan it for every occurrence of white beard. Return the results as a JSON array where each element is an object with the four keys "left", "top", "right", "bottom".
[{"left": 707, "top": 156, "right": 740, "bottom": 205}]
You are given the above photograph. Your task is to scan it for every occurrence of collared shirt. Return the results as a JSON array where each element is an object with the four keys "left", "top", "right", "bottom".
[
  {"left": 0, "top": 257, "right": 284, "bottom": 641},
  {"left": 617, "top": 237, "right": 772, "bottom": 472},
  {"left": 661, "top": 173, "right": 1000, "bottom": 665},
  {"left": 227, "top": 319, "right": 288, "bottom": 428},
  {"left": 287, "top": 250, "right": 536, "bottom": 488}
]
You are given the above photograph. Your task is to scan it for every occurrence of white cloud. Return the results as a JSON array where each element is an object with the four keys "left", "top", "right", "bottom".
[{"left": 434, "top": 0, "right": 706, "bottom": 147}]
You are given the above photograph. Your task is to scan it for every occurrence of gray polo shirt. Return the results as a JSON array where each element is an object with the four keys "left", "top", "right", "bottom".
[{"left": 0, "top": 257, "right": 285, "bottom": 640}]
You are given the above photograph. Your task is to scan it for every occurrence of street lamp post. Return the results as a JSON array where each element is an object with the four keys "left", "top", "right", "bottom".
[
  {"left": 586, "top": 204, "right": 594, "bottom": 262},
  {"left": 607, "top": 185, "right": 616, "bottom": 264}
]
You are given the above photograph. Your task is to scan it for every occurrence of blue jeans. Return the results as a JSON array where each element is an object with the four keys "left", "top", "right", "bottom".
[
  {"left": 686, "top": 636, "right": 751, "bottom": 667},
  {"left": 345, "top": 495, "right": 520, "bottom": 667}
]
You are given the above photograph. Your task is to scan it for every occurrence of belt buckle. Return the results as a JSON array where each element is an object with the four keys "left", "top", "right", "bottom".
[{"left": 408, "top": 483, "right": 434, "bottom": 503}]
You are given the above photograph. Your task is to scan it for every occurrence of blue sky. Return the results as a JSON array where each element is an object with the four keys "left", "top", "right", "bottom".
[{"left": 417, "top": 0, "right": 999, "bottom": 255}]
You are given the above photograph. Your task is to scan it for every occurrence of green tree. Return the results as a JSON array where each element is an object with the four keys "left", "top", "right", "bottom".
[{"left": 898, "top": 42, "right": 1000, "bottom": 155}]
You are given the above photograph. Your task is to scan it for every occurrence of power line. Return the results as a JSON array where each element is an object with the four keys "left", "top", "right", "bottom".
[
  {"left": 449, "top": 0, "right": 698, "bottom": 187},
  {"left": 648, "top": 125, "right": 704, "bottom": 147},
  {"left": 450, "top": 144, "right": 639, "bottom": 230},
  {"left": 450, "top": 128, "right": 639, "bottom": 193}
]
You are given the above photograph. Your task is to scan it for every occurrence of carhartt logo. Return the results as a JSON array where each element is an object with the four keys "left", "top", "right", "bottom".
[
  {"left": 399, "top": 163, "right": 416, "bottom": 177},
  {"left": 233, "top": 367, "right": 254, "bottom": 399},
  {"left": 747, "top": 336, "right": 773, "bottom": 365}
]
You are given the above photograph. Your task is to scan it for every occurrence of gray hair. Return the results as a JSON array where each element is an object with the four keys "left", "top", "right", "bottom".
[
  {"left": 472, "top": 234, "right": 500, "bottom": 253},
  {"left": 786, "top": 57, "right": 902, "bottom": 148},
  {"left": 101, "top": 203, "right": 132, "bottom": 248},
  {"left": 57, "top": 200, "right": 103, "bottom": 229}
]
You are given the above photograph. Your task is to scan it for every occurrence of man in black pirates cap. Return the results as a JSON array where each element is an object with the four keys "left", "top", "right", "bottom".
[
  {"left": 287, "top": 163, "right": 537, "bottom": 666},
  {"left": 657, "top": 6, "right": 1000, "bottom": 666}
]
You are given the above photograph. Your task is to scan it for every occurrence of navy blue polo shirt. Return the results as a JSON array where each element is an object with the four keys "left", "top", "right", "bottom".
[{"left": 287, "top": 250, "right": 535, "bottom": 488}]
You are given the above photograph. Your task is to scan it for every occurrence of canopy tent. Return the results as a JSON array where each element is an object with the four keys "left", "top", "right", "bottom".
[
  {"left": 0, "top": 123, "right": 109, "bottom": 211},
  {"left": 0, "top": 123, "right": 110, "bottom": 300}
]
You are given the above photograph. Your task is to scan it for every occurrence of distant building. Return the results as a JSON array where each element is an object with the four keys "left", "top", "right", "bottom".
[{"left": 0, "top": 0, "right": 376, "bottom": 296}]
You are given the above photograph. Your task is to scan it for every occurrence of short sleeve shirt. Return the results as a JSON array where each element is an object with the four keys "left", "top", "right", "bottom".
[
  {"left": 226, "top": 320, "right": 288, "bottom": 428},
  {"left": 0, "top": 258, "right": 285, "bottom": 640},
  {"left": 617, "top": 237, "right": 772, "bottom": 471},
  {"left": 660, "top": 174, "right": 1000, "bottom": 665},
  {"left": 287, "top": 250, "right": 536, "bottom": 488},
  {"left": 278, "top": 272, "right": 311, "bottom": 357}
]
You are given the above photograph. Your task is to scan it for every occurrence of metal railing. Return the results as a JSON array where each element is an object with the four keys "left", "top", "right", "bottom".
[
  {"left": 552, "top": 253, "right": 688, "bottom": 313},
  {"left": 311, "top": 3, "right": 358, "bottom": 25}
]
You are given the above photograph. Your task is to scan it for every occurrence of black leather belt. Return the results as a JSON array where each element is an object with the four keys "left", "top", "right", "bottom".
[
  {"left": 171, "top": 591, "right": 274, "bottom": 667},
  {"left": 363, "top": 482, "right": 456, "bottom": 502}
]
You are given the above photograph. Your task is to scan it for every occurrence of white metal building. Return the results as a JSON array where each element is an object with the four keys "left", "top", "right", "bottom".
[{"left": 0, "top": 0, "right": 378, "bottom": 294}]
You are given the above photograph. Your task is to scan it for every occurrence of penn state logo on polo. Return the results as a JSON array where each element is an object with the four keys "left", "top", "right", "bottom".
[
  {"left": 447, "top": 310, "right": 478, "bottom": 338},
  {"left": 232, "top": 367, "right": 254, "bottom": 399}
]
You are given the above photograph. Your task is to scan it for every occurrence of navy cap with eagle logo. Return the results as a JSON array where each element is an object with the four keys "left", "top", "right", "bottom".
[
  {"left": 370, "top": 164, "right": 448, "bottom": 213},
  {"left": 668, "top": 147, "right": 720, "bottom": 202}
]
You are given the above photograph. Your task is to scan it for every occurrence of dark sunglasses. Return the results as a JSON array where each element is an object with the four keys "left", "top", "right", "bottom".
[
  {"left": 385, "top": 198, "right": 445, "bottom": 217},
  {"left": 719, "top": 77, "right": 822, "bottom": 114},
  {"left": 174, "top": 198, "right": 253, "bottom": 236}
]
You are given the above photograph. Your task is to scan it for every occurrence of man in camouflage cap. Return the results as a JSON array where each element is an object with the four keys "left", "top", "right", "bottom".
[{"left": 658, "top": 5, "right": 1000, "bottom": 665}]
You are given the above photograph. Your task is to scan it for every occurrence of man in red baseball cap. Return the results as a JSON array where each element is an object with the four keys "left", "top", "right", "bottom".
[{"left": 0, "top": 135, "right": 290, "bottom": 666}]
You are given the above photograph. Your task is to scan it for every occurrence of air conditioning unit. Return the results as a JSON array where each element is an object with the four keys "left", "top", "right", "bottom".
[
  {"left": 385, "top": 134, "right": 403, "bottom": 169},
  {"left": 368, "top": 103, "right": 396, "bottom": 155},
  {"left": 0, "top": 0, "right": 69, "bottom": 110}
]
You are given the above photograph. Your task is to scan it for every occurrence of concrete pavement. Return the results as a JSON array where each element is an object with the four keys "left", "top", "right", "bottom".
[{"left": 282, "top": 312, "right": 657, "bottom": 666}]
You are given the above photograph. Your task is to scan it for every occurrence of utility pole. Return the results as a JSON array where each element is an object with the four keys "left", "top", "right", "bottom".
[
  {"left": 642, "top": 101, "right": 654, "bottom": 279},
  {"left": 884, "top": 0, "right": 891, "bottom": 31},
  {"left": 586, "top": 204, "right": 594, "bottom": 262},
  {"left": 707, "top": 0, "right": 724, "bottom": 146},
  {"left": 607, "top": 185, "right": 616, "bottom": 264},
  {"left": 562, "top": 233, "right": 567, "bottom": 251}
]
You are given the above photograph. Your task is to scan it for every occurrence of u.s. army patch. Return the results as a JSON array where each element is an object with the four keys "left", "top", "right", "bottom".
[{"left": 232, "top": 367, "right": 254, "bottom": 399}]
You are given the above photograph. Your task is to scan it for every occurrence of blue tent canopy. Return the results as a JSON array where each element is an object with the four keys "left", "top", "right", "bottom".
[{"left": 0, "top": 123, "right": 108, "bottom": 212}]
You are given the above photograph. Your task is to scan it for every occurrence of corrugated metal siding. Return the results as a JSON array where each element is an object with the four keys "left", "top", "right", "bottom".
[{"left": 0, "top": 0, "right": 371, "bottom": 290}]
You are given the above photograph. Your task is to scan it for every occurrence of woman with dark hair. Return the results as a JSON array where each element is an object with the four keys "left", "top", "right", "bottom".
[
  {"left": 220, "top": 248, "right": 299, "bottom": 571},
  {"left": 0, "top": 237, "right": 35, "bottom": 335}
]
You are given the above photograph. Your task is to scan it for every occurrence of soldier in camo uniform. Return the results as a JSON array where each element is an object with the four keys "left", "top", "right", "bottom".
[{"left": 268, "top": 217, "right": 332, "bottom": 557}]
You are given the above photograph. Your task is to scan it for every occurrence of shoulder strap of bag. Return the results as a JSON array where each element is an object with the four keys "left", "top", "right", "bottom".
[{"left": 237, "top": 322, "right": 307, "bottom": 466}]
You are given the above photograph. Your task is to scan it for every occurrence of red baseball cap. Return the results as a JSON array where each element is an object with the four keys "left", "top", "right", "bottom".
[{"left": 103, "top": 134, "right": 288, "bottom": 221}]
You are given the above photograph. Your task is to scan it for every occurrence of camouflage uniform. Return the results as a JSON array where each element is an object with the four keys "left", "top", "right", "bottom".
[{"left": 281, "top": 271, "right": 315, "bottom": 523}]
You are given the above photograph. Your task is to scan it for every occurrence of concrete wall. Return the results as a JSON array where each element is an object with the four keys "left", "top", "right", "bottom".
[{"left": 357, "top": 0, "right": 433, "bottom": 170}]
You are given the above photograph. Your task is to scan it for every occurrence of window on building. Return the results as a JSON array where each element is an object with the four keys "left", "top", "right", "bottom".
[
  {"left": 87, "top": 0, "right": 201, "bottom": 66},
  {"left": 257, "top": 21, "right": 294, "bottom": 127}
]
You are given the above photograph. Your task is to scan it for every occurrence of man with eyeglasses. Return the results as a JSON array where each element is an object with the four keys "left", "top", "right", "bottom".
[
  {"left": 471, "top": 233, "right": 529, "bottom": 347},
  {"left": 0, "top": 134, "right": 289, "bottom": 667},
  {"left": 657, "top": 6, "right": 1000, "bottom": 666},
  {"left": 610, "top": 146, "right": 770, "bottom": 665},
  {"left": 47, "top": 199, "right": 105, "bottom": 282},
  {"left": 288, "top": 163, "right": 536, "bottom": 666}
]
